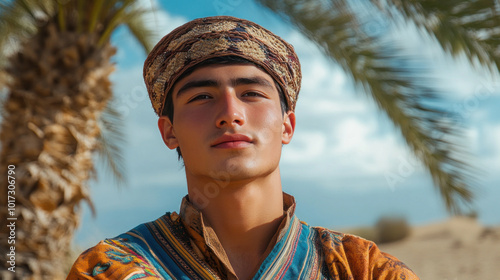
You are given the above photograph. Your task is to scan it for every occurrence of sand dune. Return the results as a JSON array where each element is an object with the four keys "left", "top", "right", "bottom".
[{"left": 379, "top": 217, "right": 500, "bottom": 280}]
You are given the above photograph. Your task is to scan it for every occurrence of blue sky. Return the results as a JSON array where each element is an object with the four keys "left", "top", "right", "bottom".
[{"left": 75, "top": 0, "right": 500, "bottom": 248}]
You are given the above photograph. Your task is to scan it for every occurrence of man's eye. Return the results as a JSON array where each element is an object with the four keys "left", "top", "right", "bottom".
[
  {"left": 188, "top": 94, "right": 211, "bottom": 102},
  {"left": 243, "top": 91, "right": 263, "bottom": 97}
]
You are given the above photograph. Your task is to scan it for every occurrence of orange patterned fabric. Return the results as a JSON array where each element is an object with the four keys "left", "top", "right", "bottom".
[
  {"left": 66, "top": 241, "right": 163, "bottom": 279},
  {"left": 317, "top": 228, "right": 418, "bottom": 279}
]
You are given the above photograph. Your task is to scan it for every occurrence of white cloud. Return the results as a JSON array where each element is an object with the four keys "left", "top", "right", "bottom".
[
  {"left": 285, "top": 30, "right": 348, "bottom": 98},
  {"left": 464, "top": 127, "right": 480, "bottom": 150},
  {"left": 137, "top": 0, "right": 188, "bottom": 42},
  {"left": 282, "top": 131, "right": 328, "bottom": 163},
  {"left": 481, "top": 124, "right": 500, "bottom": 171},
  {"left": 491, "top": 125, "right": 500, "bottom": 154},
  {"left": 329, "top": 118, "right": 413, "bottom": 175}
]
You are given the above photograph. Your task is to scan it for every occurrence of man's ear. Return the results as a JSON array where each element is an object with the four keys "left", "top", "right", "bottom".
[
  {"left": 158, "top": 116, "right": 179, "bottom": 149},
  {"left": 282, "top": 111, "right": 295, "bottom": 145}
]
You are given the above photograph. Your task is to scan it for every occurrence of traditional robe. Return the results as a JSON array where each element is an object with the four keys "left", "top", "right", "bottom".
[{"left": 67, "top": 194, "right": 418, "bottom": 279}]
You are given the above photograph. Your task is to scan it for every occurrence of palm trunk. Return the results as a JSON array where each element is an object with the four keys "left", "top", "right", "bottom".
[{"left": 0, "top": 20, "right": 116, "bottom": 279}]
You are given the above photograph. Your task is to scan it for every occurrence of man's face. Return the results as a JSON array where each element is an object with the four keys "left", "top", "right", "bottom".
[{"left": 158, "top": 64, "right": 295, "bottom": 183}]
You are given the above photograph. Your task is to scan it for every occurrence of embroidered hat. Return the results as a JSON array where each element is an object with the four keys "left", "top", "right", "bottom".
[{"left": 143, "top": 16, "right": 302, "bottom": 116}]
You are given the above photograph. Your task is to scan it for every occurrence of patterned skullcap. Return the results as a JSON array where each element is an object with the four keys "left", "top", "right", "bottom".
[{"left": 143, "top": 16, "right": 301, "bottom": 116}]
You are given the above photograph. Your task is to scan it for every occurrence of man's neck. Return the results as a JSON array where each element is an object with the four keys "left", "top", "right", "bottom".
[{"left": 186, "top": 168, "right": 285, "bottom": 279}]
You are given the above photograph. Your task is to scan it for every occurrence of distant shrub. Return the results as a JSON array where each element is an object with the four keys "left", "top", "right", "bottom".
[
  {"left": 462, "top": 210, "right": 478, "bottom": 219},
  {"left": 375, "top": 216, "right": 410, "bottom": 244},
  {"left": 347, "top": 227, "right": 380, "bottom": 243}
]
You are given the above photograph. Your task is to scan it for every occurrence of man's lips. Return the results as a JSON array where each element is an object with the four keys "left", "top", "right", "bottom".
[{"left": 211, "top": 134, "right": 253, "bottom": 148}]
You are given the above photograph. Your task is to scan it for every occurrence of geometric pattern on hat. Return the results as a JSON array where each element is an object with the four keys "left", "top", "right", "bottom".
[{"left": 143, "top": 16, "right": 302, "bottom": 116}]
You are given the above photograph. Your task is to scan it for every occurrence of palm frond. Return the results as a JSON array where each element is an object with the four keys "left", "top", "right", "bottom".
[
  {"left": 375, "top": 0, "right": 500, "bottom": 73},
  {"left": 0, "top": 0, "right": 153, "bottom": 62},
  {"left": 88, "top": 0, "right": 105, "bottom": 32},
  {"left": 95, "top": 99, "right": 127, "bottom": 186},
  {"left": 0, "top": 0, "right": 37, "bottom": 63},
  {"left": 257, "top": 0, "right": 476, "bottom": 214},
  {"left": 78, "top": 0, "right": 154, "bottom": 52},
  {"left": 96, "top": 0, "right": 137, "bottom": 46},
  {"left": 123, "top": 8, "right": 155, "bottom": 53},
  {"left": 57, "top": 0, "right": 66, "bottom": 32}
]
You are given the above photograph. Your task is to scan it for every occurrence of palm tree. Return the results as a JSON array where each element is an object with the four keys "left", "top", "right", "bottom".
[
  {"left": 257, "top": 0, "right": 500, "bottom": 214},
  {"left": 0, "top": 0, "right": 152, "bottom": 278}
]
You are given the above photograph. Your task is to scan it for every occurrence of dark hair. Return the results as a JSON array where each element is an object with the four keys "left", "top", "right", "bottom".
[{"left": 162, "top": 56, "right": 289, "bottom": 160}]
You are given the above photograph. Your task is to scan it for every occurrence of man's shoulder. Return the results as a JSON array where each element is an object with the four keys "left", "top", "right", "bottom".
[
  {"left": 66, "top": 215, "right": 173, "bottom": 280},
  {"left": 308, "top": 225, "right": 419, "bottom": 280},
  {"left": 66, "top": 239, "right": 159, "bottom": 279},
  {"left": 310, "top": 225, "right": 373, "bottom": 250}
]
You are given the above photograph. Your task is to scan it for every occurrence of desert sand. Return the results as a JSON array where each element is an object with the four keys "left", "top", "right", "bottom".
[{"left": 378, "top": 217, "right": 500, "bottom": 280}]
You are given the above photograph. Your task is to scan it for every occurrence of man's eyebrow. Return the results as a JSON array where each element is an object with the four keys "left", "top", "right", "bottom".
[
  {"left": 230, "top": 76, "right": 274, "bottom": 89},
  {"left": 175, "top": 76, "right": 275, "bottom": 98},
  {"left": 176, "top": 79, "right": 219, "bottom": 98}
]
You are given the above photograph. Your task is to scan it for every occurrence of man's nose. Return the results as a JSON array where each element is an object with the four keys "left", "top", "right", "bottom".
[{"left": 215, "top": 91, "right": 245, "bottom": 128}]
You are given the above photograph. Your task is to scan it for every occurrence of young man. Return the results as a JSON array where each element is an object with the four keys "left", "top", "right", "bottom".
[{"left": 68, "top": 16, "right": 419, "bottom": 280}]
